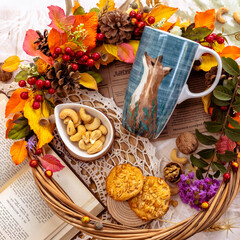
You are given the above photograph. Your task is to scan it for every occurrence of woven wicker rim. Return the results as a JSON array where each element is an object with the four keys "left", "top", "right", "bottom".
[{"left": 30, "top": 149, "right": 240, "bottom": 240}]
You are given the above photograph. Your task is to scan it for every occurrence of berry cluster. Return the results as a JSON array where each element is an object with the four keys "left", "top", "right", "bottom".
[
  {"left": 53, "top": 46, "right": 100, "bottom": 68},
  {"left": 205, "top": 33, "right": 225, "bottom": 45},
  {"left": 129, "top": 11, "right": 155, "bottom": 36}
]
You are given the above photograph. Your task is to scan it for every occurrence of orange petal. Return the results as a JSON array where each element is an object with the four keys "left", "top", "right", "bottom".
[
  {"left": 10, "top": 140, "right": 28, "bottom": 165},
  {"left": 219, "top": 46, "right": 240, "bottom": 60},
  {"left": 194, "top": 9, "right": 215, "bottom": 30}
]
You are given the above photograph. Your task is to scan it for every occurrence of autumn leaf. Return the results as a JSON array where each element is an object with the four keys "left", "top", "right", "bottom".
[
  {"left": 174, "top": 17, "right": 191, "bottom": 28},
  {"left": 5, "top": 88, "right": 30, "bottom": 118},
  {"left": 215, "top": 135, "right": 236, "bottom": 154},
  {"left": 23, "top": 94, "right": 54, "bottom": 148},
  {"left": 194, "top": 9, "right": 215, "bottom": 30},
  {"left": 104, "top": 43, "right": 119, "bottom": 59},
  {"left": 97, "top": 0, "right": 115, "bottom": 11},
  {"left": 2, "top": 56, "right": 21, "bottom": 72},
  {"left": 6, "top": 113, "right": 21, "bottom": 138},
  {"left": 160, "top": 21, "right": 175, "bottom": 31},
  {"left": 219, "top": 46, "right": 240, "bottom": 60},
  {"left": 48, "top": 5, "right": 75, "bottom": 33},
  {"left": 117, "top": 43, "right": 135, "bottom": 63},
  {"left": 72, "top": 1, "right": 80, "bottom": 14},
  {"left": 10, "top": 140, "right": 28, "bottom": 165},
  {"left": 201, "top": 92, "right": 212, "bottom": 113},
  {"left": 79, "top": 73, "right": 98, "bottom": 90},
  {"left": 35, "top": 58, "right": 49, "bottom": 74},
  {"left": 194, "top": 54, "right": 218, "bottom": 72},
  {"left": 23, "top": 29, "right": 54, "bottom": 66},
  {"left": 40, "top": 154, "right": 64, "bottom": 172}
]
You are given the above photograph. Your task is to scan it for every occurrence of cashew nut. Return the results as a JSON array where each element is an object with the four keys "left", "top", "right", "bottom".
[
  {"left": 85, "top": 117, "right": 101, "bottom": 131},
  {"left": 90, "top": 130, "right": 102, "bottom": 144},
  {"left": 63, "top": 117, "right": 72, "bottom": 124},
  {"left": 170, "top": 148, "right": 188, "bottom": 165},
  {"left": 74, "top": 118, "right": 82, "bottom": 128},
  {"left": 98, "top": 125, "right": 108, "bottom": 135},
  {"left": 60, "top": 109, "right": 79, "bottom": 124},
  {"left": 70, "top": 125, "right": 86, "bottom": 141},
  {"left": 169, "top": 185, "right": 179, "bottom": 196},
  {"left": 82, "top": 131, "right": 91, "bottom": 144},
  {"left": 216, "top": 7, "right": 228, "bottom": 23},
  {"left": 67, "top": 120, "right": 76, "bottom": 135},
  {"left": 233, "top": 11, "right": 240, "bottom": 24},
  {"left": 79, "top": 139, "right": 93, "bottom": 150},
  {"left": 87, "top": 140, "right": 103, "bottom": 154},
  {"left": 99, "top": 135, "right": 105, "bottom": 144},
  {"left": 79, "top": 108, "right": 92, "bottom": 123}
]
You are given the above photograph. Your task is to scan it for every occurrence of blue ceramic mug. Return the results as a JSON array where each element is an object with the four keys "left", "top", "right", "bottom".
[{"left": 122, "top": 26, "right": 222, "bottom": 139}]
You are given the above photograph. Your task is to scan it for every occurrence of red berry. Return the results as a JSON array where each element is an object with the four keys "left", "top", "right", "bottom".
[
  {"left": 62, "top": 54, "right": 71, "bottom": 62},
  {"left": 129, "top": 10, "right": 136, "bottom": 18},
  {"left": 35, "top": 94, "right": 43, "bottom": 102},
  {"left": 220, "top": 106, "right": 228, "bottom": 111},
  {"left": 76, "top": 51, "right": 84, "bottom": 58},
  {"left": 45, "top": 170, "right": 53, "bottom": 178},
  {"left": 148, "top": 16, "right": 155, "bottom": 24},
  {"left": 205, "top": 34, "right": 214, "bottom": 43},
  {"left": 137, "top": 21, "right": 146, "bottom": 29},
  {"left": 64, "top": 47, "right": 72, "bottom": 55},
  {"left": 29, "top": 159, "right": 38, "bottom": 168},
  {"left": 223, "top": 173, "right": 230, "bottom": 182},
  {"left": 87, "top": 59, "right": 94, "bottom": 68},
  {"left": 70, "top": 50, "right": 75, "bottom": 57},
  {"left": 48, "top": 88, "right": 55, "bottom": 94},
  {"left": 81, "top": 55, "right": 89, "bottom": 62},
  {"left": 20, "top": 92, "right": 29, "bottom": 100},
  {"left": 91, "top": 52, "right": 101, "bottom": 61},
  {"left": 231, "top": 161, "right": 239, "bottom": 172},
  {"left": 35, "top": 148, "right": 43, "bottom": 155},
  {"left": 32, "top": 101, "right": 40, "bottom": 109},
  {"left": 52, "top": 53, "right": 58, "bottom": 58},
  {"left": 217, "top": 36, "right": 224, "bottom": 44},
  {"left": 136, "top": 13, "right": 142, "bottom": 20},
  {"left": 208, "top": 107, "right": 214, "bottom": 115},
  {"left": 44, "top": 80, "right": 51, "bottom": 88},
  {"left": 27, "top": 76, "right": 36, "bottom": 85},
  {"left": 131, "top": 18, "right": 138, "bottom": 25},
  {"left": 134, "top": 27, "right": 141, "bottom": 36},
  {"left": 18, "top": 80, "right": 26, "bottom": 87},
  {"left": 54, "top": 47, "right": 62, "bottom": 55},
  {"left": 97, "top": 33, "right": 104, "bottom": 41},
  {"left": 35, "top": 79, "right": 44, "bottom": 89},
  {"left": 211, "top": 33, "right": 218, "bottom": 40},
  {"left": 71, "top": 63, "right": 79, "bottom": 71}
]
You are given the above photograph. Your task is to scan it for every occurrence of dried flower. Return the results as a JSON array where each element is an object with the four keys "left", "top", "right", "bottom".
[
  {"left": 27, "top": 135, "right": 37, "bottom": 152},
  {"left": 170, "top": 26, "right": 182, "bottom": 36}
]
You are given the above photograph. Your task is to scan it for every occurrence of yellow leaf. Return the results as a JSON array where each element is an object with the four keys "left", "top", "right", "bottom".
[
  {"left": 145, "top": 4, "right": 178, "bottom": 23},
  {"left": 97, "top": 0, "right": 115, "bottom": 11},
  {"left": 127, "top": 40, "right": 140, "bottom": 56},
  {"left": 93, "top": 44, "right": 116, "bottom": 66},
  {"left": 23, "top": 94, "right": 54, "bottom": 148},
  {"left": 194, "top": 54, "right": 218, "bottom": 72},
  {"left": 104, "top": 43, "right": 119, "bottom": 60},
  {"left": 201, "top": 41, "right": 225, "bottom": 53},
  {"left": 2, "top": 55, "right": 21, "bottom": 72},
  {"left": 10, "top": 140, "right": 28, "bottom": 165},
  {"left": 79, "top": 73, "right": 98, "bottom": 90},
  {"left": 201, "top": 92, "right": 212, "bottom": 114}
]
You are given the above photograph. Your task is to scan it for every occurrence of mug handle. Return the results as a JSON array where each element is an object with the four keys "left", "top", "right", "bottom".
[{"left": 177, "top": 45, "right": 222, "bottom": 104}]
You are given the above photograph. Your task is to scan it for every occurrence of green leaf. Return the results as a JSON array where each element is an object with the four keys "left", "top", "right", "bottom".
[
  {"left": 216, "top": 150, "right": 237, "bottom": 162},
  {"left": 197, "top": 148, "right": 215, "bottom": 159},
  {"left": 212, "top": 95, "right": 230, "bottom": 106},
  {"left": 223, "top": 79, "right": 236, "bottom": 91},
  {"left": 204, "top": 121, "right": 222, "bottom": 133},
  {"left": 237, "top": 88, "right": 240, "bottom": 95},
  {"left": 196, "top": 169, "right": 204, "bottom": 180},
  {"left": 181, "top": 27, "right": 212, "bottom": 41},
  {"left": 195, "top": 129, "right": 218, "bottom": 145},
  {"left": 87, "top": 71, "right": 103, "bottom": 84},
  {"left": 225, "top": 127, "right": 240, "bottom": 142},
  {"left": 227, "top": 116, "right": 240, "bottom": 129},
  {"left": 89, "top": 7, "right": 100, "bottom": 15},
  {"left": 13, "top": 116, "right": 28, "bottom": 124},
  {"left": 212, "top": 162, "right": 227, "bottom": 174},
  {"left": 213, "top": 86, "right": 233, "bottom": 101},
  {"left": 14, "top": 70, "right": 29, "bottom": 82},
  {"left": 33, "top": 57, "right": 39, "bottom": 62},
  {"left": 73, "top": 6, "right": 85, "bottom": 15},
  {"left": 221, "top": 57, "right": 240, "bottom": 76},
  {"left": 8, "top": 119, "right": 31, "bottom": 140},
  {"left": 214, "top": 170, "right": 221, "bottom": 178},
  {"left": 190, "top": 155, "right": 209, "bottom": 168},
  {"left": 233, "top": 96, "right": 240, "bottom": 112}
]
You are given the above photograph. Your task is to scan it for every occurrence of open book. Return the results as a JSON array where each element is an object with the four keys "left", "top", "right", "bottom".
[{"left": 0, "top": 94, "right": 105, "bottom": 240}]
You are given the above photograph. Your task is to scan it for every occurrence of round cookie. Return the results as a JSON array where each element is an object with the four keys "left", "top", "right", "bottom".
[
  {"left": 106, "top": 164, "right": 144, "bottom": 201},
  {"left": 128, "top": 176, "right": 170, "bottom": 221}
]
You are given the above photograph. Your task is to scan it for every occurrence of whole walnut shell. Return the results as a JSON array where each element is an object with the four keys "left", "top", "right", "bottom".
[{"left": 176, "top": 132, "right": 198, "bottom": 154}]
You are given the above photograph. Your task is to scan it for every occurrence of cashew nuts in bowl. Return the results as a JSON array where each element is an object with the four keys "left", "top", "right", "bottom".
[{"left": 55, "top": 103, "right": 114, "bottom": 161}]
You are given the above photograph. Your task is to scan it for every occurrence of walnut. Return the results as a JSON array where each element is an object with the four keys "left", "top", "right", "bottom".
[
  {"left": 176, "top": 132, "right": 198, "bottom": 154},
  {"left": 163, "top": 162, "right": 183, "bottom": 183}
]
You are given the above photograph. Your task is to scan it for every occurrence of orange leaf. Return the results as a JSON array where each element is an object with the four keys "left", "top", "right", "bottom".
[
  {"left": 79, "top": 73, "right": 98, "bottom": 90},
  {"left": 2, "top": 56, "right": 21, "bottom": 72},
  {"left": 5, "top": 88, "right": 30, "bottom": 118},
  {"left": 48, "top": 29, "right": 68, "bottom": 55},
  {"left": 160, "top": 21, "right": 175, "bottom": 31},
  {"left": 72, "top": 1, "right": 80, "bottom": 14},
  {"left": 117, "top": 43, "right": 135, "bottom": 63},
  {"left": 10, "top": 140, "right": 28, "bottom": 165},
  {"left": 35, "top": 58, "right": 49, "bottom": 74},
  {"left": 97, "top": 0, "right": 115, "bottom": 11},
  {"left": 6, "top": 113, "right": 21, "bottom": 138},
  {"left": 219, "top": 46, "right": 240, "bottom": 60},
  {"left": 194, "top": 9, "right": 215, "bottom": 30}
]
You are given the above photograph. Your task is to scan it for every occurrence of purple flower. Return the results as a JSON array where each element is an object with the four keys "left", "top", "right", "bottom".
[{"left": 27, "top": 135, "right": 37, "bottom": 152}]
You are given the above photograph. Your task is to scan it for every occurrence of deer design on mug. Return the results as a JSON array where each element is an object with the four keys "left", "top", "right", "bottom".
[{"left": 126, "top": 52, "right": 172, "bottom": 138}]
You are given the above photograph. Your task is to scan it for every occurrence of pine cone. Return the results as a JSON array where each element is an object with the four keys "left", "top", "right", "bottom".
[
  {"left": 98, "top": 10, "right": 134, "bottom": 44},
  {"left": 205, "top": 66, "right": 229, "bottom": 87},
  {"left": 46, "top": 62, "right": 81, "bottom": 97},
  {"left": 34, "top": 30, "right": 51, "bottom": 57}
]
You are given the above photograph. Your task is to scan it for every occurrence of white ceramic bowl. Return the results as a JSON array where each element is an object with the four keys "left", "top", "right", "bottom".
[{"left": 55, "top": 103, "right": 114, "bottom": 161}]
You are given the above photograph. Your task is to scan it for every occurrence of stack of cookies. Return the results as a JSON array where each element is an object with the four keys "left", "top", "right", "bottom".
[{"left": 106, "top": 164, "right": 171, "bottom": 222}]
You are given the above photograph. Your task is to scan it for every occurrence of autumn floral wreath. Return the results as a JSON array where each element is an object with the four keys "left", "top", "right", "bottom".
[{"left": 2, "top": 0, "right": 240, "bottom": 213}]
